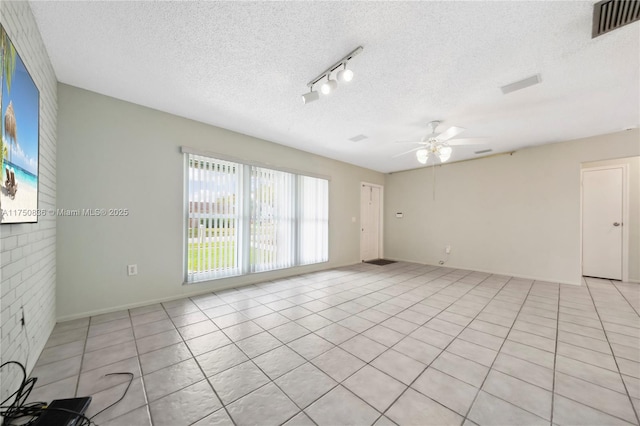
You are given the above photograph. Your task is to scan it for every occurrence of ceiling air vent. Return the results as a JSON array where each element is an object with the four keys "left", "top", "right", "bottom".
[
  {"left": 592, "top": 0, "right": 640, "bottom": 38},
  {"left": 500, "top": 74, "right": 542, "bottom": 95},
  {"left": 349, "top": 134, "right": 368, "bottom": 142}
]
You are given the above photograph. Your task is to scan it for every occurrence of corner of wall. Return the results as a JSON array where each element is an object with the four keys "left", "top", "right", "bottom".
[{"left": 1, "top": 1, "right": 58, "bottom": 401}]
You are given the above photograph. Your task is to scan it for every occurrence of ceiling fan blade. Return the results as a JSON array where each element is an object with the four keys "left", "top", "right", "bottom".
[
  {"left": 392, "top": 145, "right": 423, "bottom": 158},
  {"left": 447, "top": 138, "right": 486, "bottom": 146},
  {"left": 434, "top": 126, "right": 465, "bottom": 142}
]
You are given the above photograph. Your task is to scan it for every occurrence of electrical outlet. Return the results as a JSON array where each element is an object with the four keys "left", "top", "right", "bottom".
[
  {"left": 127, "top": 264, "right": 138, "bottom": 276},
  {"left": 445, "top": 245, "right": 451, "bottom": 254}
]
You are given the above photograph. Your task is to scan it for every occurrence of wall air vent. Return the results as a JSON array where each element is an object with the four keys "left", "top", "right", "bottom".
[
  {"left": 592, "top": 0, "right": 640, "bottom": 38},
  {"left": 474, "top": 149, "right": 493, "bottom": 155}
]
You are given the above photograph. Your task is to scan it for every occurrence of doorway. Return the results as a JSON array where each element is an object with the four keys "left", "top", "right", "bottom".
[
  {"left": 582, "top": 165, "right": 627, "bottom": 281},
  {"left": 360, "top": 183, "right": 383, "bottom": 262}
]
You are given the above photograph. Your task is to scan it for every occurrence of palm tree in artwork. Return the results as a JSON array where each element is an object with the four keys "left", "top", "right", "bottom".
[
  {"left": 1, "top": 27, "right": 17, "bottom": 107},
  {"left": 4, "top": 101, "right": 16, "bottom": 164},
  {"left": 1, "top": 26, "right": 17, "bottom": 203}
]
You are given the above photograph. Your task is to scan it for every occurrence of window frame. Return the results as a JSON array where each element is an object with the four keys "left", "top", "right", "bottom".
[{"left": 182, "top": 147, "right": 330, "bottom": 284}]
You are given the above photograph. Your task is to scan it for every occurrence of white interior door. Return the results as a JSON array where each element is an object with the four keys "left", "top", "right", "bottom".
[
  {"left": 361, "top": 184, "right": 381, "bottom": 261},
  {"left": 582, "top": 167, "right": 623, "bottom": 280}
]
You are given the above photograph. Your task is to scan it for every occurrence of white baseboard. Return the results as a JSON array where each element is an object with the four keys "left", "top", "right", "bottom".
[
  {"left": 56, "top": 261, "right": 360, "bottom": 322},
  {"left": 383, "top": 258, "right": 582, "bottom": 286}
]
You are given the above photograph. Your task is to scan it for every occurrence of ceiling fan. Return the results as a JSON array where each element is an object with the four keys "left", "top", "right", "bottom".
[{"left": 393, "top": 121, "right": 481, "bottom": 164}]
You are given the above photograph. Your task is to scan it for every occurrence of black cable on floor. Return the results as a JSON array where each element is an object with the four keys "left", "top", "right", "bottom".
[
  {"left": 88, "top": 372, "right": 134, "bottom": 421},
  {"left": 1, "top": 360, "right": 134, "bottom": 426},
  {"left": 0, "top": 360, "right": 40, "bottom": 424}
]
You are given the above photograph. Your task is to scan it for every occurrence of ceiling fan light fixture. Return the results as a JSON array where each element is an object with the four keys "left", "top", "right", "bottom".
[
  {"left": 416, "top": 149, "right": 429, "bottom": 164},
  {"left": 438, "top": 146, "right": 452, "bottom": 163},
  {"left": 394, "top": 121, "right": 472, "bottom": 165}
]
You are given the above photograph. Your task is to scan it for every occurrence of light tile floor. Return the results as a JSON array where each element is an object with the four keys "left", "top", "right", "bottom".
[{"left": 27, "top": 262, "right": 640, "bottom": 426}]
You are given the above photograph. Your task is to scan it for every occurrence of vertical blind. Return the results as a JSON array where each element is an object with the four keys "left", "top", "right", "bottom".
[
  {"left": 187, "top": 154, "right": 242, "bottom": 282},
  {"left": 299, "top": 175, "right": 329, "bottom": 265},
  {"left": 250, "top": 167, "right": 296, "bottom": 273},
  {"left": 186, "top": 153, "right": 328, "bottom": 282}
]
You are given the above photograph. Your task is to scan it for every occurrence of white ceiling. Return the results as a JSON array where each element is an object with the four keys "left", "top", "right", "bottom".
[{"left": 30, "top": 1, "right": 639, "bottom": 173}]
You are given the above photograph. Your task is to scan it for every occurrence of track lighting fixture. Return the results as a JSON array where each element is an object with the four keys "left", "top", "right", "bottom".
[
  {"left": 337, "top": 64, "right": 354, "bottom": 83},
  {"left": 301, "top": 46, "right": 363, "bottom": 104},
  {"left": 320, "top": 75, "right": 338, "bottom": 95},
  {"left": 302, "top": 90, "right": 320, "bottom": 104}
]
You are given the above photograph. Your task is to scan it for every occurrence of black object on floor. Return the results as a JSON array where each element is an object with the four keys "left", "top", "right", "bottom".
[
  {"left": 32, "top": 397, "right": 92, "bottom": 426},
  {"left": 364, "top": 259, "right": 397, "bottom": 266}
]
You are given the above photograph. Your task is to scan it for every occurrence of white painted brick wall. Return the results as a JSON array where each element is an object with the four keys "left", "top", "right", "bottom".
[{"left": 0, "top": 1, "right": 57, "bottom": 402}]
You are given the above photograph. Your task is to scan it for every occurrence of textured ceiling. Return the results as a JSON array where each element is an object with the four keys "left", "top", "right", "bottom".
[{"left": 30, "top": 1, "right": 639, "bottom": 173}]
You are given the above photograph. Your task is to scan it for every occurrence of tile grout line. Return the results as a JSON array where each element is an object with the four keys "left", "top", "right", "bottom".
[
  {"left": 75, "top": 312, "right": 145, "bottom": 424},
  {"left": 84, "top": 307, "right": 212, "bottom": 424},
  {"left": 294, "top": 274, "right": 632, "bottom": 426},
  {"left": 583, "top": 278, "right": 640, "bottom": 426},
  {"left": 273, "top": 267, "right": 476, "bottom": 424},
  {"left": 161, "top": 301, "right": 240, "bottom": 426},
  {"left": 550, "top": 280, "right": 561, "bottom": 425},
  {"left": 121, "top": 309, "right": 152, "bottom": 426},
  {"left": 297, "top": 269, "right": 472, "bottom": 423},
  {"left": 97, "top": 267, "right": 381, "bottom": 425},
  {"left": 182, "top": 272, "right": 383, "bottom": 426},
  {"left": 239, "top": 266, "right": 479, "bottom": 424},
  {"left": 38, "top": 264, "right": 637, "bottom": 426},
  {"left": 73, "top": 317, "right": 92, "bottom": 398},
  {"left": 551, "top": 288, "right": 640, "bottom": 422},
  {"left": 611, "top": 281, "right": 640, "bottom": 318},
  {"left": 335, "top": 269, "right": 488, "bottom": 425},
  {"left": 202, "top": 314, "right": 317, "bottom": 426},
  {"left": 207, "top": 290, "right": 339, "bottom": 426},
  {"left": 26, "top": 266, "right": 477, "bottom": 424},
  {"left": 459, "top": 278, "right": 540, "bottom": 423},
  {"left": 369, "top": 273, "right": 510, "bottom": 423}
]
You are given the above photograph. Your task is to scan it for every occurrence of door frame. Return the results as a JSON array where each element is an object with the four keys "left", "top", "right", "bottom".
[
  {"left": 580, "top": 164, "right": 629, "bottom": 282},
  {"left": 360, "top": 182, "right": 384, "bottom": 261}
]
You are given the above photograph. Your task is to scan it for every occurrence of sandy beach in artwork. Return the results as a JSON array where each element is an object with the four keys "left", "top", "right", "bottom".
[{"left": 1, "top": 179, "right": 38, "bottom": 222}]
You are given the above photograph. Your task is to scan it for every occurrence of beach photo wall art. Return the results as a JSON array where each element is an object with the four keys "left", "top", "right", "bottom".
[{"left": 1, "top": 24, "right": 40, "bottom": 224}]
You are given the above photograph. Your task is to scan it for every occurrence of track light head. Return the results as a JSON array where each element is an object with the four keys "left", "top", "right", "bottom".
[
  {"left": 337, "top": 65, "right": 354, "bottom": 83},
  {"left": 301, "top": 90, "right": 320, "bottom": 104},
  {"left": 320, "top": 76, "right": 338, "bottom": 95}
]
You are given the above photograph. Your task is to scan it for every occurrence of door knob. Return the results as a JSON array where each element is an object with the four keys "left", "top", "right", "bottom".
[{"left": 613, "top": 222, "right": 621, "bottom": 226}]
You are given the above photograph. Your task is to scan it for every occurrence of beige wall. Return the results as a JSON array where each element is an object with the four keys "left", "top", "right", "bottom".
[
  {"left": 55, "top": 81, "right": 639, "bottom": 319},
  {"left": 384, "top": 130, "right": 640, "bottom": 285},
  {"left": 56, "top": 84, "right": 384, "bottom": 320},
  {"left": 582, "top": 156, "right": 640, "bottom": 282}
]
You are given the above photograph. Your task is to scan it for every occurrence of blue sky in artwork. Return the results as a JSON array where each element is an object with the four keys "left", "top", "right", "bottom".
[{"left": 2, "top": 46, "right": 39, "bottom": 176}]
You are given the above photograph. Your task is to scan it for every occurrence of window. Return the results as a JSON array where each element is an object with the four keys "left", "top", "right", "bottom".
[
  {"left": 185, "top": 152, "right": 328, "bottom": 283},
  {"left": 299, "top": 175, "right": 329, "bottom": 265},
  {"left": 251, "top": 167, "right": 295, "bottom": 273},
  {"left": 187, "top": 154, "right": 242, "bottom": 281}
]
